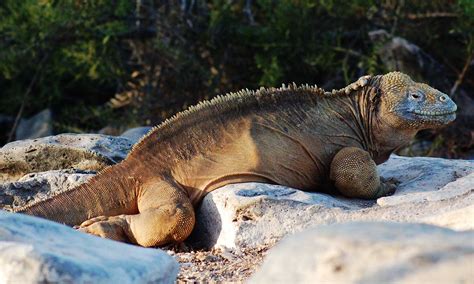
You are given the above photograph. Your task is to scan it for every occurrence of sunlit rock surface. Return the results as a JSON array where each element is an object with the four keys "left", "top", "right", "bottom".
[
  {"left": 0, "top": 211, "right": 178, "bottom": 284},
  {"left": 250, "top": 222, "right": 474, "bottom": 284},
  {"left": 0, "top": 134, "right": 133, "bottom": 183},
  {"left": 191, "top": 155, "right": 474, "bottom": 248}
]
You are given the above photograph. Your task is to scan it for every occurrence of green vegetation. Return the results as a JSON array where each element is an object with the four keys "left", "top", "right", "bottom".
[{"left": 0, "top": 0, "right": 472, "bottom": 156}]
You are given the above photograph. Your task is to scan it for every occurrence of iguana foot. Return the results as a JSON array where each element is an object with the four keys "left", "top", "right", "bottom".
[
  {"left": 75, "top": 215, "right": 132, "bottom": 243},
  {"left": 330, "top": 147, "right": 397, "bottom": 199},
  {"left": 374, "top": 177, "right": 399, "bottom": 198}
]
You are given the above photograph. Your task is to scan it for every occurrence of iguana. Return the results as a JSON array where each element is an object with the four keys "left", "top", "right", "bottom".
[{"left": 13, "top": 72, "right": 457, "bottom": 247}]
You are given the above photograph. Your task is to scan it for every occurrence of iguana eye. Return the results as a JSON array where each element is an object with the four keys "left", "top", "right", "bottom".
[{"left": 409, "top": 92, "right": 423, "bottom": 100}]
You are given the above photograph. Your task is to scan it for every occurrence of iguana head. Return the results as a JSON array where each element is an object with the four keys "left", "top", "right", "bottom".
[{"left": 376, "top": 72, "right": 457, "bottom": 130}]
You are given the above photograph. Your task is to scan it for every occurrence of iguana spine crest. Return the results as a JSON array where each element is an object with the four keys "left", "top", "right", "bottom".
[{"left": 129, "top": 77, "right": 373, "bottom": 155}]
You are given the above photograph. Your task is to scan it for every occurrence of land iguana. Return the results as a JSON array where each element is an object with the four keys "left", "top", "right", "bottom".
[{"left": 13, "top": 72, "right": 457, "bottom": 247}]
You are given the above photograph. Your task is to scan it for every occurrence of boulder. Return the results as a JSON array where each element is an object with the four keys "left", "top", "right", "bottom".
[
  {"left": 0, "top": 169, "right": 94, "bottom": 210},
  {"left": 190, "top": 155, "right": 474, "bottom": 248},
  {"left": 0, "top": 211, "right": 179, "bottom": 284},
  {"left": 376, "top": 155, "right": 474, "bottom": 206},
  {"left": 368, "top": 30, "right": 450, "bottom": 90},
  {"left": 16, "top": 109, "right": 54, "bottom": 141},
  {"left": 250, "top": 222, "right": 474, "bottom": 284},
  {"left": 0, "top": 134, "right": 134, "bottom": 183}
]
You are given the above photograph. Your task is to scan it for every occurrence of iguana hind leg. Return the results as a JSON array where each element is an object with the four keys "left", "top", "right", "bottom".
[
  {"left": 75, "top": 214, "right": 132, "bottom": 242},
  {"left": 330, "top": 147, "right": 396, "bottom": 199},
  {"left": 77, "top": 178, "right": 195, "bottom": 247}
]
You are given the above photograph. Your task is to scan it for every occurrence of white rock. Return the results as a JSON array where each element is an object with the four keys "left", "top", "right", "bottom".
[
  {"left": 377, "top": 155, "right": 474, "bottom": 206},
  {"left": 422, "top": 204, "right": 474, "bottom": 231},
  {"left": 0, "top": 133, "right": 134, "bottom": 183},
  {"left": 191, "top": 155, "right": 474, "bottom": 249},
  {"left": 0, "top": 170, "right": 93, "bottom": 210},
  {"left": 0, "top": 211, "right": 179, "bottom": 284},
  {"left": 189, "top": 183, "right": 367, "bottom": 249},
  {"left": 250, "top": 222, "right": 474, "bottom": 284},
  {"left": 2, "top": 133, "right": 134, "bottom": 163}
]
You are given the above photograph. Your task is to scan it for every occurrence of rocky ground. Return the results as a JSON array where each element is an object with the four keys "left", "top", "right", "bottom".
[
  {"left": 170, "top": 246, "right": 268, "bottom": 282},
  {"left": 0, "top": 131, "right": 473, "bottom": 283}
]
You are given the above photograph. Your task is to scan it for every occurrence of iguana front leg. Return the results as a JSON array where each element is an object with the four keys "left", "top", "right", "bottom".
[
  {"left": 77, "top": 178, "right": 195, "bottom": 247},
  {"left": 329, "top": 147, "right": 396, "bottom": 199}
]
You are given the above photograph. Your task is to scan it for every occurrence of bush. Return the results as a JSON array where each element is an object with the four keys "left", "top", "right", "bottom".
[{"left": 0, "top": 0, "right": 472, "bottom": 156}]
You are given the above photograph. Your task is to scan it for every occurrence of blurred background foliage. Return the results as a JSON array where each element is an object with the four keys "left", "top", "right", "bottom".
[{"left": 0, "top": 0, "right": 472, "bottom": 157}]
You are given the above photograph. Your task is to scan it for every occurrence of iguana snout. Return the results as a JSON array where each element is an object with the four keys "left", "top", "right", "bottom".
[
  {"left": 404, "top": 86, "right": 457, "bottom": 126},
  {"left": 379, "top": 72, "right": 457, "bottom": 129}
]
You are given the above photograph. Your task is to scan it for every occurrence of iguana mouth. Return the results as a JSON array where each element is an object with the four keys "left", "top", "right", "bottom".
[{"left": 411, "top": 110, "right": 456, "bottom": 116}]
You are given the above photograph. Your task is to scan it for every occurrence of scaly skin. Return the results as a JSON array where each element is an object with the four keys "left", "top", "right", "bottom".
[{"left": 14, "top": 72, "right": 457, "bottom": 247}]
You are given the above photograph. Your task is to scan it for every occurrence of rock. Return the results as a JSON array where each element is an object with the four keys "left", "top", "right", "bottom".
[
  {"left": 250, "top": 222, "right": 474, "bottom": 284},
  {"left": 382, "top": 171, "right": 474, "bottom": 207},
  {"left": 16, "top": 109, "right": 53, "bottom": 141},
  {"left": 422, "top": 204, "right": 474, "bottom": 231},
  {"left": 369, "top": 30, "right": 450, "bottom": 90},
  {"left": 190, "top": 155, "right": 474, "bottom": 249},
  {"left": 376, "top": 155, "right": 474, "bottom": 206},
  {"left": 0, "top": 211, "right": 179, "bottom": 283},
  {"left": 0, "top": 134, "right": 134, "bottom": 183},
  {"left": 121, "top": 126, "right": 152, "bottom": 144},
  {"left": 0, "top": 169, "right": 94, "bottom": 210},
  {"left": 189, "top": 183, "right": 366, "bottom": 249}
]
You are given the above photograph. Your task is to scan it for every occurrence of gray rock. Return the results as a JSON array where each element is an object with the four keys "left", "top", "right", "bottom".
[
  {"left": 190, "top": 155, "right": 474, "bottom": 248},
  {"left": 0, "top": 169, "right": 94, "bottom": 210},
  {"left": 0, "top": 134, "right": 134, "bottom": 183},
  {"left": 250, "top": 222, "right": 474, "bottom": 284},
  {"left": 369, "top": 30, "right": 450, "bottom": 90},
  {"left": 16, "top": 109, "right": 53, "bottom": 141},
  {"left": 121, "top": 126, "right": 152, "bottom": 144},
  {"left": 0, "top": 211, "right": 179, "bottom": 284}
]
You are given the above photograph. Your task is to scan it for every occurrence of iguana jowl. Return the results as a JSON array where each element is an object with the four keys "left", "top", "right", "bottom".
[{"left": 14, "top": 72, "right": 457, "bottom": 247}]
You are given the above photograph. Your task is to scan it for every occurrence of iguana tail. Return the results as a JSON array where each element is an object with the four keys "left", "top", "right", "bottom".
[{"left": 13, "top": 163, "right": 138, "bottom": 226}]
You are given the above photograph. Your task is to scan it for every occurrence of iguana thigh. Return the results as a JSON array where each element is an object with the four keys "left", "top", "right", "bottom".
[{"left": 77, "top": 178, "right": 195, "bottom": 247}]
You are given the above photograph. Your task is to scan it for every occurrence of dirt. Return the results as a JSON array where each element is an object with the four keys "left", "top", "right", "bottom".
[{"left": 163, "top": 245, "right": 269, "bottom": 282}]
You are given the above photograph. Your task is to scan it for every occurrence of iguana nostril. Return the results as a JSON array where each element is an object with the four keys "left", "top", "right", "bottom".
[{"left": 439, "top": 94, "right": 448, "bottom": 102}]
